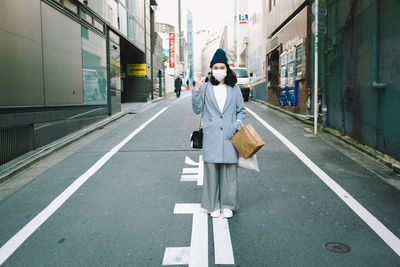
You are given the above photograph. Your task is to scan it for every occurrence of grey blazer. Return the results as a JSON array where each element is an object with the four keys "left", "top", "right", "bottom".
[{"left": 192, "top": 82, "right": 246, "bottom": 163}]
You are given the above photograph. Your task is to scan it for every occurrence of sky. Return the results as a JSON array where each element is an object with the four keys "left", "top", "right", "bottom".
[{"left": 156, "top": 0, "right": 235, "bottom": 34}]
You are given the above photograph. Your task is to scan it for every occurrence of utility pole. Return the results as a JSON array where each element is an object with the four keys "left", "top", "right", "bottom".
[
  {"left": 312, "top": 0, "right": 327, "bottom": 135},
  {"left": 314, "top": 0, "right": 319, "bottom": 136},
  {"left": 234, "top": 0, "right": 238, "bottom": 66},
  {"left": 178, "top": 0, "right": 182, "bottom": 63}
]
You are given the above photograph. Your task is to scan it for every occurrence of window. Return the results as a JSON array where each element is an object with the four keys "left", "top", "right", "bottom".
[
  {"left": 108, "top": 6, "right": 113, "bottom": 20},
  {"left": 81, "top": 26, "right": 107, "bottom": 104},
  {"left": 80, "top": 10, "right": 93, "bottom": 24},
  {"left": 64, "top": 0, "right": 78, "bottom": 14}
]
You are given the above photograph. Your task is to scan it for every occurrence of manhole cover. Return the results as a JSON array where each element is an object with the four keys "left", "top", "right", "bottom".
[{"left": 323, "top": 242, "right": 351, "bottom": 254}]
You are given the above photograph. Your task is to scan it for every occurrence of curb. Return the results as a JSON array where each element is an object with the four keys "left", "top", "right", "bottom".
[
  {"left": 0, "top": 96, "right": 167, "bottom": 185},
  {"left": 250, "top": 98, "right": 400, "bottom": 173}
]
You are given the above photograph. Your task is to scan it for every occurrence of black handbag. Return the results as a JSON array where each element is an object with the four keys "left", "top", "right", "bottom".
[{"left": 191, "top": 84, "right": 207, "bottom": 149}]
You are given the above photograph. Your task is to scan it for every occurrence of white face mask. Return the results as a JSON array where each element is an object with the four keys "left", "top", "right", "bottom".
[{"left": 212, "top": 69, "right": 227, "bottom": 82}]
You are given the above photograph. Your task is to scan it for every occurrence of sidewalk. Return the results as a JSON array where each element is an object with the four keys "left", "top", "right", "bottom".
[
  {"left": 0, "top": 96, "right": 169, "bottom": 185},
  {"left": 250, "top": 98, "right": 400, "bottom": 174}
]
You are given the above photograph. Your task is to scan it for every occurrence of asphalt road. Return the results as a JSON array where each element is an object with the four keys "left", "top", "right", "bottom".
[{"left": 1, "top": 91, "right": 400, "bottom": 266}]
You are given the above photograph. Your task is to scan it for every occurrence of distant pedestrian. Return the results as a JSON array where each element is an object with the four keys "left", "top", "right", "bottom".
[
  {"left": 174, "top": 75, "right": 183, "bottom": 98},
  {"left": 192, "top": 48, "right": 246, "bottom": 219}
]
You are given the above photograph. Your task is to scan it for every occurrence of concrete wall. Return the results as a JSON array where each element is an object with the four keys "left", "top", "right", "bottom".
[{"left": 313, "top": 0, "right": 400, "bottom": 160}]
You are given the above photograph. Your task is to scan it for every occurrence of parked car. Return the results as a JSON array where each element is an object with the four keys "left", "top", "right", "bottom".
[{"left": 231, "top": 67, "right": 250, "bottom": 101}]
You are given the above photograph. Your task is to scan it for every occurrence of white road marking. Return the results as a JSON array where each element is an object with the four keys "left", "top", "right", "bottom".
[
  {"left": 181, "top": 156, "right": 204, "bottom": 186},
  {"left": 163, "top": 204, "right": 208, "bottom": 267},
  {"left": 212, "top": 216, "right": 235, "bottom": 264},
  {"left": 0, "top": 106, "right": 170, "bottom": 265},
  {"left": 162, "top": 247, "right": 190, "bottom": 265},
  {"left": 246, "top": 107, "right": 400, "bottom": 256}
]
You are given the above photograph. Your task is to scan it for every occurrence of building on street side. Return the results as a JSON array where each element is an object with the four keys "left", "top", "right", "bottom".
[
  {"left": 311, "top": 0, "right": 400, "bottom": 160},
  {"left": 201, "top": 27, "right": 228, "bottom": 76},
  {"left": 0, "top": 0, "right": 161, "bottom": 166}
]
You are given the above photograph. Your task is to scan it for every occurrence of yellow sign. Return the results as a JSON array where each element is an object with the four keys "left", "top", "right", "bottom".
[{"left": 127, "top": 64, "right": 147, "bottom": 77}]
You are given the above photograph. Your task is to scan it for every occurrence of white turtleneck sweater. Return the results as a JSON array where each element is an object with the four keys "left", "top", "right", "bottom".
[{"left": 213, "top": 84, "right": 227, "bottom": 112}]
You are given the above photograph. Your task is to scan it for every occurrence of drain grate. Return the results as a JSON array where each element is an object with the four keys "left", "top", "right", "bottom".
[{"left": 323, "top": 242, "right": 351, "bottom": 254}]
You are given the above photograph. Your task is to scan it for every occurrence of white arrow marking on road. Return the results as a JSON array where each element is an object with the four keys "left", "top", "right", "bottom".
[
  {"left": 181, "top": 156, "right": 204, "bottom": 186},
  {"left": 0, "top": 106, "right": 170, "bottom": 265},
  {"left": 162, "top": 204, "right": 208, "bottom": 267},
  {"left": 213, "top": 216, "right": 235, "bottom": 264},
  {"left": 247, "top": 107, "right": 400, "bottom": 256}
]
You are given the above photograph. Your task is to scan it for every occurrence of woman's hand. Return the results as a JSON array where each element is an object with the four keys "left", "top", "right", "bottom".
[{"left": 194, "top": 73, "right": 204, "bottom": 91}]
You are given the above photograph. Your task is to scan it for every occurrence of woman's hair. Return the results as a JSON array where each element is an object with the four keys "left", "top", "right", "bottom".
[{"left": 210, "top": 65, "right": 237, "bottom": 87}]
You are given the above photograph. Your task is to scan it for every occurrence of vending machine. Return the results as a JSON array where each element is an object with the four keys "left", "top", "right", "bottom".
[
  {"left": 279, "top": 51, "right": 288, "bottom": 105},
  {"left": 287, "top": 47, "right": 298, "bottom": 105}
]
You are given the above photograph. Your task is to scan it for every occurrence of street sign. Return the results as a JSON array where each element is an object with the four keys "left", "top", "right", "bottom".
[
  {"left": 169, "top": 33, "right": 175, "bottom": 68},
  {"left": 312, "top": 1, "right": 327, "bottom": 16},
  {"left": 312, "top": 21, "right": 327, "bottom": 35},
  {"left": 238, "top": 14, "right": 248, "bottom": 24},
  {"left": 127, "top": 64, "right": 147, "bottom": 77}
]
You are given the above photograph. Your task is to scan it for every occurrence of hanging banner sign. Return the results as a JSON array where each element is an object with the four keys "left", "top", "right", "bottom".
[
  {"left": 238, "top": 14, "right": 248, "bottom": 24},
  {"left": 127, "top": 63, "right": 147, "bottom": 77},
  {"left": 169, "top": 33, "right": 175, "bottom": 68}
]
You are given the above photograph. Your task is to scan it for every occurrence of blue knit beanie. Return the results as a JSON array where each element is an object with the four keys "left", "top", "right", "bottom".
[{"left": 209, "top": 48, "right": 228, "bottom": 67}]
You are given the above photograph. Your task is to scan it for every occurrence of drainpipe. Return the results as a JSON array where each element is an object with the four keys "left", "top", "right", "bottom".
[
  {"left": 372, "top": 0, "right": 386, "bottom": 90},
  {"left": 321, "top": 2, "right": 328, "bottom": 129},
  {"left": 372, "top": 0, "right": 386, "bottom": 148}
]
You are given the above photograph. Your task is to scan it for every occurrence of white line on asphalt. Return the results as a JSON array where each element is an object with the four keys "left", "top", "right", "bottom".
[
  {"left": 246, "top": 107, "right": 400, "bottom": 256},
  {"left": 162, "top": 247, "right": 190, "bottom": 265},
  {"left": 181, "top": 156, "right": 204, "bottom": 186},
  {"left": 212, "top": 216, "right": 235, "bottom": 264},
  {"left": 0, "top": 106, "right": 170, "bottom": 265},
  {"left": 163, "top": 204, "right": 208, "bottom": 267}
]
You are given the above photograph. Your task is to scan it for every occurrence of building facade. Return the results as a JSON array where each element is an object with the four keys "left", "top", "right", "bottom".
[
  {"left": 242, "top": 0, "right": 309, "bottom": 114},
  {"left": 312, "top": 0, "right": 400, "bottom": 160},
  {"left": 0, "top": 0, "right": 160, "bottom": 165},
  {"left": 186, "top": 10, "right": 194, "bottom": 85},
  {"left": 201, "top": 27, "right": 228, "bottom": 76}
]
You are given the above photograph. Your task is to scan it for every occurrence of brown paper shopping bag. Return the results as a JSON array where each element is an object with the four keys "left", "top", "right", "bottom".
[{"left": 230, "top": 124, "right": 265, "bottom": 159}]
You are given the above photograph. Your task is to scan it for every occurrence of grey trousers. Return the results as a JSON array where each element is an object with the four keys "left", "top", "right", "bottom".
[{"left": 201, "top": 163, "right": 238, "bottom": 211}]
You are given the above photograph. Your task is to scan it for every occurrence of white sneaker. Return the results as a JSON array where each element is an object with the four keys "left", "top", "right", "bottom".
[
  {"left": 210, "top": 209, "right": 220, "bottom": 218},
  {"left": 222, "top": 209, "right": 233, "bottom": 218}
]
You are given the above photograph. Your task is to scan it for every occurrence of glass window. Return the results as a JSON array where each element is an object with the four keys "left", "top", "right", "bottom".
[
  {"left": 80, "top": 10, "right": 93, "bottom": 24},
  {"left": 81, "top": 26, "right": 107, "bottom": 104},
  {"left": 94, "top": 19, "right": 104, "bottom": 32},
  {"left": 64, "top": 0, "right": 78, "bottom": 14},
  {"left": 128, "top": 15, "right": 135, "bottom": 41},
  {"left": 109, "top": 39, "right": 121, "bottom": 91},
  {"left": 232, "top": 68, "right": 249, "bottom": 78},
  {"left": 127, "top": 0, "right": 135, "bottom": 15},
  {"left": 118, "top": 3, "right": 127, "bottom": 36}
]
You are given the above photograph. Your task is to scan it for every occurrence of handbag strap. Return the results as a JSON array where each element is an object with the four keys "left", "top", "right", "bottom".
[{"left": 199, "top": 83, "right": 208, "bottom": 129}]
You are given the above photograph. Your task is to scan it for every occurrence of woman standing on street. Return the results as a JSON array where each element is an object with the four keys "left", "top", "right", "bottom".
[{"left": 192, "top": 48, "right": 246, "bottom": 219}]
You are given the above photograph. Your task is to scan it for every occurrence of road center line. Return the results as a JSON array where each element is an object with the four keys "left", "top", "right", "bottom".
[
  {"left": 246, "top": 107, "right": 400, "bottom": 256},
  {"left": 0, "top": 106, "right": 170, "bottom": 265}
]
